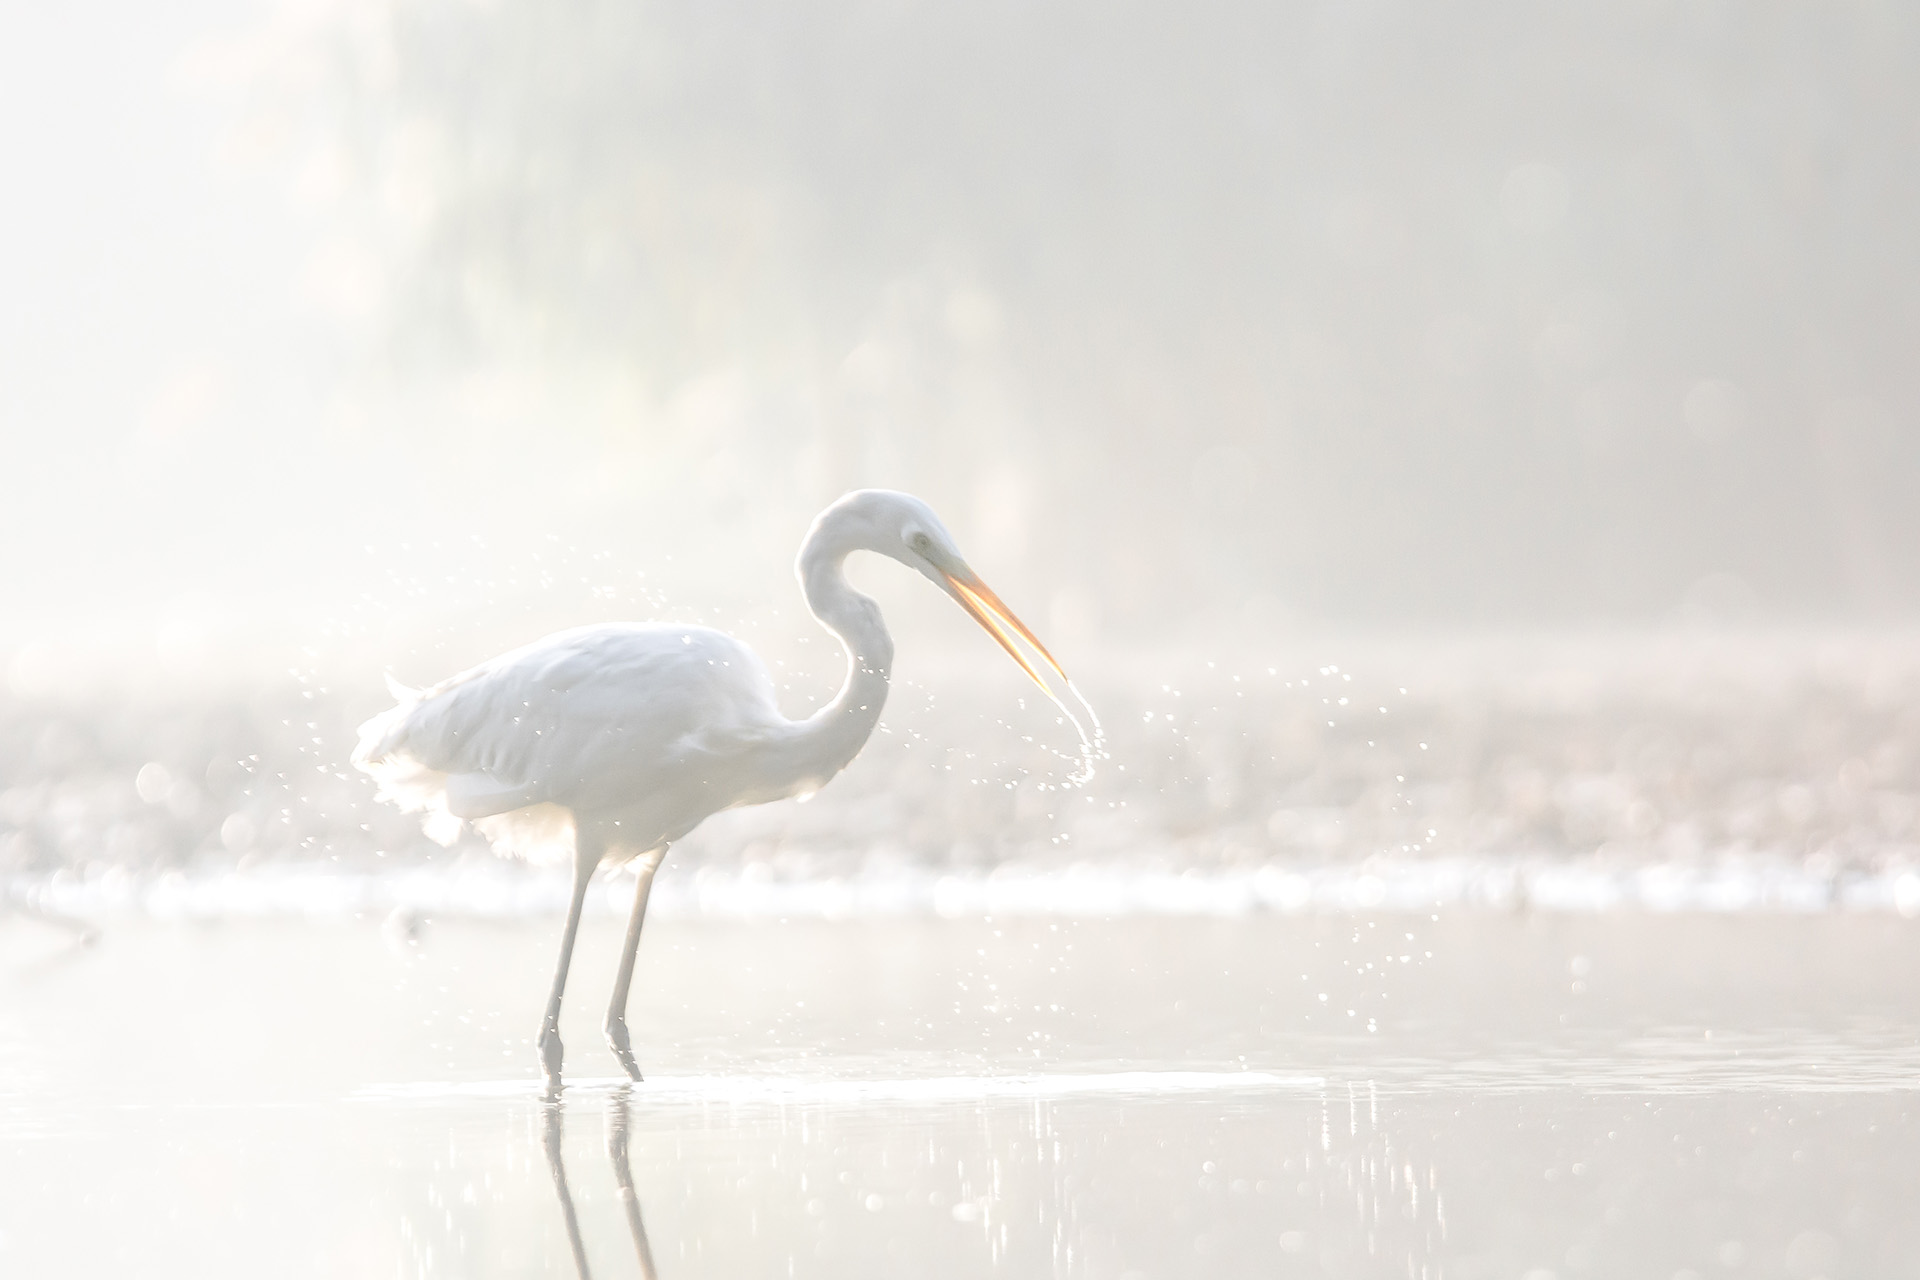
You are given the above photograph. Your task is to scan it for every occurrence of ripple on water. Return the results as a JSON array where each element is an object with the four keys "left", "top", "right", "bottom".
[{"left": 349, "top": 1068, "right": 1324, "bottom": 1108}]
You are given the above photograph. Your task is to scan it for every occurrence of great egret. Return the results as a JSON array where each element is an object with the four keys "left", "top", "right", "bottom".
[{"left": 353, "top": 489, "right": 1085, "bottom": 1090}]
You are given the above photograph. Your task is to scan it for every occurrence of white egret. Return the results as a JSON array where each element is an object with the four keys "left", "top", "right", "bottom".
[{"left": 353, "top": 489, "right": 1082, "bottom": 1090}]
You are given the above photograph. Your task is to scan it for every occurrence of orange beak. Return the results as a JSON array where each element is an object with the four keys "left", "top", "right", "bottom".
[{"left": 942, "top": 566, "right": 1068, "bottom": 693}]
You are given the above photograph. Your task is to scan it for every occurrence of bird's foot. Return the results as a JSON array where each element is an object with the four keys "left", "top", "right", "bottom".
[
  {"left": 605, "top": 1018, "right": 644, "bottom": 1083},
  {"left": 538, "top": 1026, "right": 565, "bottom": 1093}
]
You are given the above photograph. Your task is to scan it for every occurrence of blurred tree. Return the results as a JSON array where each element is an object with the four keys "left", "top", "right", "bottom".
[{"left": 225, "top": 0, "right": 1920, "bottom": 631}]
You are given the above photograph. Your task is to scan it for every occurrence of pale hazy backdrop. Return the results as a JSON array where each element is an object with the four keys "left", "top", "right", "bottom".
[
  {"left": 4, "top": 0, "right": 1919, "bottom": 686},
  {"left": 11, "top": 17, "right": 1920, "bottom": 1280}
]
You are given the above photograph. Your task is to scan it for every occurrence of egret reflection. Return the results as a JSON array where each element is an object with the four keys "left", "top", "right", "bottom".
[
  {"left": 541, "top": 1088, "right": 659, "bottom": 1280},
  {"left": 607, "top": 1087, "right": 662, "bottom": 1280}
]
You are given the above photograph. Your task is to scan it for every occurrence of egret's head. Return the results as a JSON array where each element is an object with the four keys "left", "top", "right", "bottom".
[{"left": 819, "top": 489, "right": 1069, "bottom": 691}]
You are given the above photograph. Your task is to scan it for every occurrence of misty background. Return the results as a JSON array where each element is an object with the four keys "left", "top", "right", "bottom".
[
  {"left": 5, "top": 1, "right": 1920, "bottom": 885},
  {"left": 11, "top": 14, "right": 1920, "bottom": 1279},
  {"left": 7, "top": 0, "right": 1920, "bottom": 655}
]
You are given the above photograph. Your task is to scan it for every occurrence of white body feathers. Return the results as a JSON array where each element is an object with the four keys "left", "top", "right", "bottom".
[
  {"left": 350, "top": 491, "right": 953, "bottom": 865},
  {"left": 354, "top": 623, "right": 833, "bottom": 862}
]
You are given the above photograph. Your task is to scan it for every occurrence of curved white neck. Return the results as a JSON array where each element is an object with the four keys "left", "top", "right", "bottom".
[{"left": 777, "top": 527, "right": 895, "bottom": 793}]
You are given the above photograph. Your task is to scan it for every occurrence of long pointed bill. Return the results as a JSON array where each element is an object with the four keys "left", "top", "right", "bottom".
[{"left": 943, "top": 567, "right": 1068, "bottom": 693}]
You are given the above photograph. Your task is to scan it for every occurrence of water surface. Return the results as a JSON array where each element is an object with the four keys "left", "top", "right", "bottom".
[{"left": 2, "top": 912, "right": 1915, "bottom": 1276}]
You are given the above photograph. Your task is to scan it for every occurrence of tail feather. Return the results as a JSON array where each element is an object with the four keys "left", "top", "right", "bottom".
[
  {"left": 353, "top": 699, "right": 462, "bottom": 846},
  {"left": 352, "top": 688, "right": 570, "bottom": 861},
  {"left": 352, "top": 703, "right": 407, "bottom": 769}
]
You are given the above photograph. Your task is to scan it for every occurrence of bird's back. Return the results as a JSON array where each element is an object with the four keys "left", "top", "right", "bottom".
[{"left": 355, "top": 623, "right": 789, "bottom": 857}]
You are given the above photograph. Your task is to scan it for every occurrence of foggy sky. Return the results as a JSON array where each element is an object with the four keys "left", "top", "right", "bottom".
[{"left": 4, "top": 0, "right": 1919, "bottom": 671}]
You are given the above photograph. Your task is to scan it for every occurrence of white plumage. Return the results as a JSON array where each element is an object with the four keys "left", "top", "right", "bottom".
[
  {"left": 352, "top": 490, "right": 1075, "bottom": 1091},
  {"left": 357, "top": 623, "right": 798, "bottom": 863}
]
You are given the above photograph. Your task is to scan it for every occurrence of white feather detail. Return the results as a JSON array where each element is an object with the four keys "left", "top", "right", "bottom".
[
  {"left": 352, "top": 700, "right": 466, "bottom": 848},
  {"left": 350, "top": 622, "right": 826, "bottom": 863},
  {"left": 473, "top": 803, "right": 576, "bottom": 865}
]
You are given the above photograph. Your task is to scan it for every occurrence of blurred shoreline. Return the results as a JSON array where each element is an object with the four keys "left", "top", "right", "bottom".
[
  {"left": 9, "top": 850, "right": 1920, "bottom": 923},
  {"left": 6, "top": 627, "right": 1920, "bottom": 919}
]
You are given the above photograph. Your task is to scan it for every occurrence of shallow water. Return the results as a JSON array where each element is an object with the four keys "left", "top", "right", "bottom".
[{"left": 2, "top": 911, "right": 1917, "bottom": 1276}]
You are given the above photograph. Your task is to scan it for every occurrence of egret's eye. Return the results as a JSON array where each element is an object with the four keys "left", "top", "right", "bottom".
[{"left": 910, "top": 532, "right": 933, "bottom": 554}]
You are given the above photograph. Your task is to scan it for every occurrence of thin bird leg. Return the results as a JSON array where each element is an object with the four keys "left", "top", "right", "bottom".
[
  {"left": 541, "top": 1099, "right": 594, "bottom": 1280},
  {"left": 540, "top": 831, "right": 602, "bottom": 1093},
  {"left": 606, "top": 1085, "right": 660, "bottom": 1280},
  {"left": 605, "top": 846, "right": 666, "bottom": 1081}
]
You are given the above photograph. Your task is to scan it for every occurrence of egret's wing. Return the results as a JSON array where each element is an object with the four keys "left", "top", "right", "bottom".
[
  {"left": 441, "top": 771, "right": 547, "bottom": 821},
  {"left": 354, "top": 623, "right": 783, "bottom": 824}
]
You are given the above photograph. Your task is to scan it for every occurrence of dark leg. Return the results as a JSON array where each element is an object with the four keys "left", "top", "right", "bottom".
[
  {"left": 540, "top": 828, "right": 602, "bottom": 1093},
  {"left": 605, "top": 846, "right": 666, "bottom": 1081},
  {"left": 541, "top": 1099, "right": 594, "bottom": 1280},
  {"left": 606, "top": 1085, "right": 660, "bottom": 1280}
]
